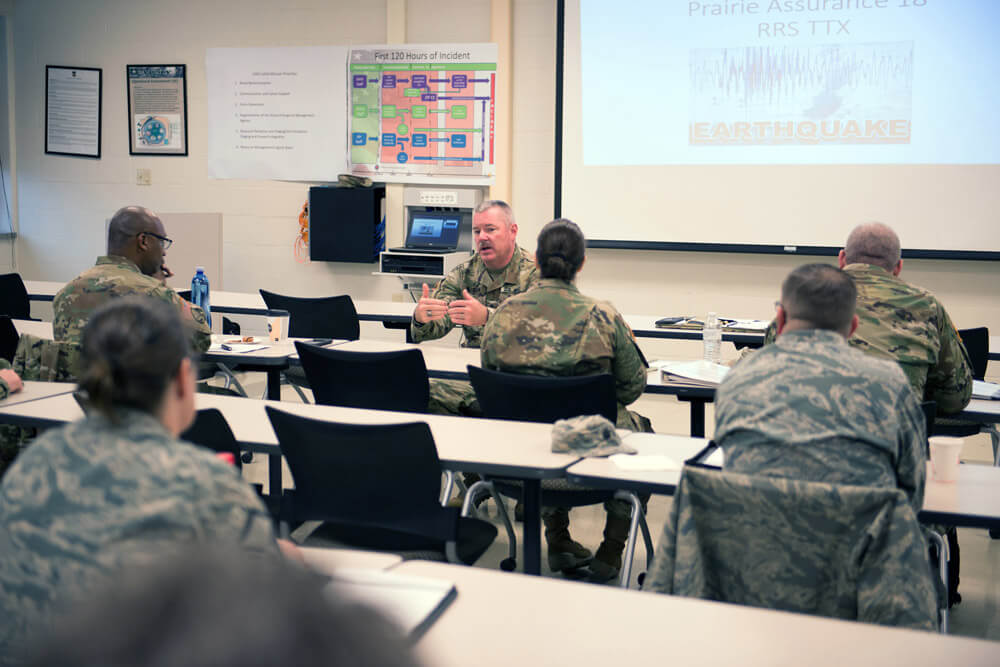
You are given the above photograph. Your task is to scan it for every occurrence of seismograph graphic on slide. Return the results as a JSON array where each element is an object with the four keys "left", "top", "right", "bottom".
[{"left": 689, "top": 42, "right": 914, "bottom": 146}]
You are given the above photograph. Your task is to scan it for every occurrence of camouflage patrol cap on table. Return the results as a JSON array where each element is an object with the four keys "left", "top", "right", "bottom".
[{"left": 551, "top": 415, "right": 636, "bottom": 457}]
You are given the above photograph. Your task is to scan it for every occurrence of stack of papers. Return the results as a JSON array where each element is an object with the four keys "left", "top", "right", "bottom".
[
  {"left": 208, "top": 342, "right": 270, "bottom": 353},
  {"left": 972, "top": 380, "right": 1000, "bottom": 400},
  {"left": 322, "top": 568, "right": 456, "bottom": 640},
  {"left": 653, "top": 317, "right": 770, "bottom": 332},
  {"left": 652, "top": 360, "right": 729, "bottom": 387}
]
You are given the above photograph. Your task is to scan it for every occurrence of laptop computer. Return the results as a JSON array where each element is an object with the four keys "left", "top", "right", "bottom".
[{"left": 390, "top": 212, "right": 462, "bottom": 253}]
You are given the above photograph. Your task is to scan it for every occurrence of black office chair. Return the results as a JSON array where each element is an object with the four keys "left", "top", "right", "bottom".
[
  {"left": 259, "top": 290, "right": 361, "bottom": 401},
  {"left": 295, "top": 342, "right": 430, "bottom": 413},
  {"left": 932, "top": 328, "right": 997, "bottom": 462},
  {"left": 180, "top": 408, "right": 244, "bottom": 471},
  {"left": 259, "top": 290, "right": 360, "bottom": 340},
  {"left": 0, "top": 316, "right": 18, "bottom": 363},
  {"left": 0, "top": 273, "right": 31, "bottom": 319},
  {"left": 465, "top": 366, "right": 654, "bottom": 584},
  {"left": 265, "top": 407, "right": 496, "bottom": 565}
]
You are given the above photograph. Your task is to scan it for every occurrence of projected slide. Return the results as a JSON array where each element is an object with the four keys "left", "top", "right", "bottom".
[{"left": 580, "top": 0, "right": 999, "bottom": 165}]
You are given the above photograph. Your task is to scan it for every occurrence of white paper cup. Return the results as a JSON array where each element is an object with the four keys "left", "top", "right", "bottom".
[
  {"left": 266, "top": 309, "right": 290, "bottom": 342},
  {"left": 929, "top": 436, "right": 964, "bottom": 483}
]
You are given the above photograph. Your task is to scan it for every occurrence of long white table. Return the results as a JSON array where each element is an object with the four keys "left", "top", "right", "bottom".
[
  {"left": 0, "top": 380, "right": 76, "bottom": 408},
  {"left": 566, "top": 437, "right": 1000, "bottom": 531},
  {"left": 0, "top": 390, "right": 578, "bottom": 577},
  {"left": 396, "top": 561, "right": 999, "bottom": 666}
]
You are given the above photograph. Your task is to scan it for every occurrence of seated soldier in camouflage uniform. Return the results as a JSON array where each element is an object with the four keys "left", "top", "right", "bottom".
[
  {"left": 716, "top": 263, "right": 927, "bottom": 515},
  {"left": 53, "top": 205, "right": 211, "bottom": 353},
  {"left": 0, "top": 298, "right": 283, "bottom": 662},
  {"left": 481, "top": 219, "right": 652, "bottom": 583},
  {"left": 411, "top": 200, "right": 539, "bottom": 416},
  {"left": 837, "top": 222, "right": 972, "bottom": 415}
]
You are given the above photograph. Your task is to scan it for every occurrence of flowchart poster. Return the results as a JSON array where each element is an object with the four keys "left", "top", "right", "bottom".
[{"left": 348, "top": 44, "right": 497, "bottom": 181}]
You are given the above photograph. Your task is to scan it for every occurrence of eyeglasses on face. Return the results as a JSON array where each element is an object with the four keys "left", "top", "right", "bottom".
[{"left": 138, "top": 231, "right": 173, "bottom": 250}]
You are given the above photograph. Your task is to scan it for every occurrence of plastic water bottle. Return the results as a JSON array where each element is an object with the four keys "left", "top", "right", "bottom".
[
  {"left": 703, "top": 311, "right": 721, "bottom": 364},
  {"left": 190, "top": 267, "right": 212, "bottom": 329}
]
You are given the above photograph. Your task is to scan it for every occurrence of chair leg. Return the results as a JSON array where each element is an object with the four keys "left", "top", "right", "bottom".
[
  {"left": 440, "top": 470, "right": 456, "bottom": 506},
  {"left": 926, "top": 530, "right": 949, "bottom": 633},
  {"left": 215, "top": 363, "right": 248, "bottom": 397},
  {"left": 464, "top": 480, "right": 516, "bottom": 571},
  {"left": 289, "top": 380, "right": 310, "bottom": 403},
  {"left": 615, "top": 490, "right": 651, "bottom": 589},
  {"left": 987, "top": 426, "right": 999, "bottom": 467}
]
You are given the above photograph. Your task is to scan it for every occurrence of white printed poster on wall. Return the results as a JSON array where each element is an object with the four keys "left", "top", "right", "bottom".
[
  {"left": 347, "top": 43, "right": 498, "bottom": 182},
  {"left": 206, "top": 46, "right": 348, "bottom": 181},
  {"left": 205, "top": 43, "right": 497, "bottom": 183},
  {"left": 127, "top": 64, "right": 189, "bottom": 156}
]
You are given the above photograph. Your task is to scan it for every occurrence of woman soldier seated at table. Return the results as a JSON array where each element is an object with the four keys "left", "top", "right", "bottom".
[
  {"left": 0, "top": 296, "right": 285, "bottom": 661},
  {"left": 480, "top": 218, "right": 651, "bottom": 583}
]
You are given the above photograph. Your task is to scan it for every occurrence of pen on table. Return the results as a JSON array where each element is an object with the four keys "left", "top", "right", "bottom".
[{"left": 221, "top": 344, "right": 233, "bottom": 351}]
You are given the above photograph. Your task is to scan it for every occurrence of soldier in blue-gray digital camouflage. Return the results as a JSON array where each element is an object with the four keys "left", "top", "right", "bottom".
[
  {"left": 0, "top": 298, "right": 279, "bottom": 664},
  {"left": 412, "top": 200, "right": 539, "bottom": 416},
  {"left": 481, "top": 218, "right": 651, "bottom": 583},
  {"left": 52, "top": 206, "right": 211, "bottom": 354},
  {"left": 716, "top": 263, "right": 927, "bottom": 512}
]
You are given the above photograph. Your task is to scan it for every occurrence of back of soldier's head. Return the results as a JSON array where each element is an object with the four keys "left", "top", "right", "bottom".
[
  {"left": 843, "top": 222, "right": 901, "bottom": 272},
  {"left": 27, "top": 546, "right": 423, "bottom": 667},
  {"left": 78, "top": 296, "right": 190, "bottom": 418},
  {"left": 107, "top": 206, "right": 159, "bottom": 255},
  {"left": 536, "top": 218, "right": 585, "bottom": 281},
  {"left": 781, "top": 264, "right": 857, "bottom": 334}
]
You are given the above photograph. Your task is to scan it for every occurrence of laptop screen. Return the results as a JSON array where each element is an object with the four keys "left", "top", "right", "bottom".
[{"left": 406, "top": 213, "right": 461, "bottom": 250}]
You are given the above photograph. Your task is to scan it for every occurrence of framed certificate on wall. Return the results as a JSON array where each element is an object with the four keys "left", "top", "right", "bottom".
[
  {"left": 45, "top": 65, "right": 102, "bottom": 158},
  {"left": 127, "top": 64, "right": 189, "bottom": 156}
]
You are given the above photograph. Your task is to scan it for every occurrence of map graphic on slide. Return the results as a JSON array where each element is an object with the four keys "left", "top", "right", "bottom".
[
  {"left": 689, "top": 42, "right": 913, "bottom": 147},
  {"left": 348, "top": 45, "right": 497, "bottom": 179}
]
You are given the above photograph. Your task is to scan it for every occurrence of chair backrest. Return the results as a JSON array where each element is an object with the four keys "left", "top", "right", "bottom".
[
  {"left": 295, "top": 342, "right": 429, "bottom": 413},
  {"left": 468, "top": 365, "right": 617, "bottom": 424},
  {"left": 264, "top": 407, "right": 443, "bottom": 526},
  {"left": 180, "top": 408, "right": 242, "bottom": 470},
  {"left": 644, "top": 465, "right": 939, "bottom": 631},
  {"left": 957, "top": 327, "right": 989, "bottom": 381},
  {"left": 0, "top": 273, "right": 31, "bottom": 319},
  {"left": 259, "top": 290, "right": 360, "bottom": 340},
  {"left": 0, "top": 316, "right": 18, "bottom": 363}
]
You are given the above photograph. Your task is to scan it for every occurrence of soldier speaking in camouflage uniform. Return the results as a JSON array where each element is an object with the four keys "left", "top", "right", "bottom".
[
  {"left": 837, "top": 222, "right": 972, "bottom": 415},
  {"left": 52, "top": 206, "right": 211, "bottom": 354},
  {"left": 481, "top": 218, "right": 651, "bottom": 583},
  {"left": 0, "top": 298, "right": 278, "bottom": 662},
  {"left": 716, "top": 264, "right": 927, "bottom": 513},
  {"left": 411, "top": 200, "right": 539, "bottom": 415}
]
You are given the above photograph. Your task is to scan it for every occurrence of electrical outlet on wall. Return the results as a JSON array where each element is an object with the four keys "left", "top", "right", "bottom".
[{"left": 136, "top": 168, "right": 152, "bottom": 186}]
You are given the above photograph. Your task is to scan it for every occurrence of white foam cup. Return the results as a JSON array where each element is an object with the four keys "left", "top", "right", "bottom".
[{"left": 929, "top": 436, "right": 964, "bottom": 483}]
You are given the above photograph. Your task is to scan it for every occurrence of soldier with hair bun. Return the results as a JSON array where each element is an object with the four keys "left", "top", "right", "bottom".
[
  {"left": 481, "top": 218, "right": 651, "bottom": 583},
  {"left": 0, "top": 297, "right": 280, "bottom": 663}
]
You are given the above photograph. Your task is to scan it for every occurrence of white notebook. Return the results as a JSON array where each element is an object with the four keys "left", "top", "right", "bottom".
[{"left": 972, "top": 380, "right": 1000, "bottom": 400}]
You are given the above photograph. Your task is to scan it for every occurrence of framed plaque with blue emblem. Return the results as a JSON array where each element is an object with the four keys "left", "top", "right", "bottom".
[{"left": 127, "top": 64, "right": 188, "bottom": 156}]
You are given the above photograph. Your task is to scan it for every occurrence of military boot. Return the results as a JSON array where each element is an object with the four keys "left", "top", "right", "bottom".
[
  {"left": 544, "top": 509, "right": 592, "bottom": 572},
  {"left": 588, "top": 514, "right": 630, "bottom": 583}
]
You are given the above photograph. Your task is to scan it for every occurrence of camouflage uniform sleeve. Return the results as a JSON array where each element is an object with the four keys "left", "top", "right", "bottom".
[
  {"left": 926, "top": 303, "right": 973, "bottom": 415},
  {"left": 0, "top": 358, "right": 9, "bottom": 400},
  {"left": 196, "top": 458, "right": 280, "bottom": 553},
  {"left": 158, "top": 286, "right": 211, "bottom": 353},
  {"left": 410, "top": 267, "right": 464, "bottom": 344},
  {"left": 895, "top": 384, "right": 928, "bottom": 514},
  {"left": 610, "top": 312, "right": 647, "bottom": 407}
]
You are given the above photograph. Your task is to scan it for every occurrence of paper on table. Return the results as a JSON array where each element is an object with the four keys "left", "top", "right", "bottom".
[
  {"left": 972, "top": 380, "right": 1000, "bottom": 400},
  {"left": 322, "top": 568, "right": 456, "bottom": 640},
  {"left": 208, "top": 343, "right": 270, "bottom": 353},
  {"left": 657, "top": 360, "right": 730, "bottom": 386},
  {"left": 609, "top": 453, "right": 682, "bottom": 471}
]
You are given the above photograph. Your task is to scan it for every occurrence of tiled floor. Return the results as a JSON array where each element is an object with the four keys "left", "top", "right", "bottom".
[{"left": 230, "top": 339, "right": 1000, "bottom": 641}]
